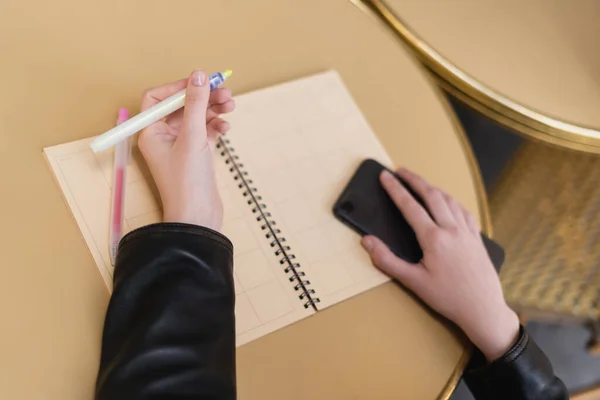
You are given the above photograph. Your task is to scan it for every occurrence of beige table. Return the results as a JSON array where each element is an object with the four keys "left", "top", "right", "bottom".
[
  {"left": 0, "top": 0, "right": 488, "bottom": 398},
  {"left": 367, "top": 0, "right": 600, "bottom": 152}
]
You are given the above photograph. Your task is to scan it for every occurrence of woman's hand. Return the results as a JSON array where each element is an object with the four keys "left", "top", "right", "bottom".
[
  {"left": 361, "top": 168, "right": 519, "bottom": 361},
  {"left": 138, "top": 70, "right": 235, "bottom": 230}
]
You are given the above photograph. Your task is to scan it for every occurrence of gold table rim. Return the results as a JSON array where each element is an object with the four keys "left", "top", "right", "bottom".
[{"left": 356, "top": 0, "right": 600, "bottom": 154}]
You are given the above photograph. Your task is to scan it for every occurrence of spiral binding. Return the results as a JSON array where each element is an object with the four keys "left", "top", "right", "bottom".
[{"left": 217, "top": 135, "right": 320, "bottom": 310}]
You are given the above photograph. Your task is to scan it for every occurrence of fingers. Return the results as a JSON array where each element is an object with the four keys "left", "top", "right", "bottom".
[
  {"left": 166, "top": 96, "right": 235, "bottom": 132},
  {"left": 141, "top": 78, "right": 187, "bottom": 112},
  {"left": 440, "top": 190, "right": 479, "bottom": 235},
  {"left": 206, "top": 118, "right": 230, "bottom": 141},
  {"left": 207, "top": 99, "right": 235, "bottom": 122},
  {"left": 361, "top": 235, "right": 424, "bottom": 288},
  {"left": 458, "top": 203, "right": 479, "bottom": 235},
  {"left": 181, "top": 70, "right": 211, "bottom": 141},
  {"left": 165, "top": 108, "right": 184, "bottom": 132},
  {"left": 465, "top": 211, "right": 480, "bottom": 236},
  {"left": 380, "top": 170, "right": 435, "bottom": 239},
  {"left": 141, "top": 74, "right": 235, "bottom": 141},
  {"left": 209, "top": 87, "right": 232, "bottom": 106},
  {"left": 396, "top": 168, "right": 455, "bottom": 228},
  {"left": 397, "top": 167, "right": 481, "bottom": 236},
  {"left": 450, "top": 197, "right": 479, "bottom": 235},
  {"left": 443, "top": 192, "right": 467, "bottom": 228}
]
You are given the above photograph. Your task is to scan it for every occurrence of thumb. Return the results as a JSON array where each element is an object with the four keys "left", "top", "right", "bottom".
[
  {"left": 181, "top": 70, "right": 210, "bottom": 141},
  {"left": 361, "top": 235, "right": 424, "bottom": 289}
]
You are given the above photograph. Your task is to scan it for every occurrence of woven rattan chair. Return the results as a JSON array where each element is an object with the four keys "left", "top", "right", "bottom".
[{"left": 490, "top": 140, "right": 600, "bottom": 353}]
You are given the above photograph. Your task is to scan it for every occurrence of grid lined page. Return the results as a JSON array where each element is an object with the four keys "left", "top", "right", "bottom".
[
  {"left": 44, "top": 140, "right": 313, "bottom": 347},
  {"left": 222, "top": 71, "right": 392, "bottom": 310},
  {"left": 44, "top": 140, "right": 161, "bottom": 285}
]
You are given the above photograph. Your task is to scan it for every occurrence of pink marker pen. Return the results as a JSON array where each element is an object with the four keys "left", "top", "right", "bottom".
[{"left": 109, "top": 108, "right": 130, "bottom": 265}]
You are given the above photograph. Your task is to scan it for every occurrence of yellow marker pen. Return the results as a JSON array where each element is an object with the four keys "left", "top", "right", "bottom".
[{"left": 91, "top": 70, "right": 233, "bottom": 153}]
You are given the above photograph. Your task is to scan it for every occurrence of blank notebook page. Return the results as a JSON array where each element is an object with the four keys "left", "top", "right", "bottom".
[{"left": 44, "top": 70, "right": 393, "bottom": 347}]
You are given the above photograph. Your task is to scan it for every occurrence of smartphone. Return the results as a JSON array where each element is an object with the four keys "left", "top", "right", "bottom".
[{"left": 333, "top": 159, "right": 505, "bottom": 271}]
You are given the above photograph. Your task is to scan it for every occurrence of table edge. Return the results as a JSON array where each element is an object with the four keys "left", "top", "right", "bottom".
[{"left": 357, "top": 0, "right": 600, "bottom": 154}]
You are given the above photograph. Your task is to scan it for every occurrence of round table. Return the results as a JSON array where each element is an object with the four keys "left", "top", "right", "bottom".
[
  {"left": 369, "top": 0, "right": 600, "bottom": 152},
  {"left": 0, "top": 0, "right": 487, "bottom": 398}
]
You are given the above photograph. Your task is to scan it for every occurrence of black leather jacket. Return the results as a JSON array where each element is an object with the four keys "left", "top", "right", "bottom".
[{"left": 95, "top": 223, "right": 568, "bottom": 400}]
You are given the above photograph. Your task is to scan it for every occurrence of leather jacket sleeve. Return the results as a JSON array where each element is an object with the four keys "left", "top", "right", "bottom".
[
  {"left": 464, "top": 326, "right": 568, "bottom": 400},
  {"left": 94, "top": 224, "right": 568, "bottom": 400},
  {"left": 95, "top": 223, "right": 236, "bottom": 400}
]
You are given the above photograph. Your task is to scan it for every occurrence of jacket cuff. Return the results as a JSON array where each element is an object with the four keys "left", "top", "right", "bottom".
[
  {"left": 465, "top": 326, "right": 558, "bottom": 395},
  {"left": 114, "top": 222, "right": 233, "bottom": 288},
  {"left": 466, "top": 325, "right": 527, "bottom": 370}
]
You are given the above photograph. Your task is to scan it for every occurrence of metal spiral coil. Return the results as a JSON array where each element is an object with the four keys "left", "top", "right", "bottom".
[
  {"left": 216, "top": 135, "right": 320, "bottom": 310},
  {"left": 284, "top": 263, "right": 301, "bottom": 274},
  {"left": 289, "top": 272, "right": 306, "bottom": 281}
]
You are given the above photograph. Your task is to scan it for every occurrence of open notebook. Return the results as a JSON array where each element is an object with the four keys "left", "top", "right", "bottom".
[{"left": 44, "top": 71, "right": 393, "bottom": 346}]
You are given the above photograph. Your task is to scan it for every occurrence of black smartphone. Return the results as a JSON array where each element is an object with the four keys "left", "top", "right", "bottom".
[{"left": 333, "top": 159, "right": 505, "bottom": 271}]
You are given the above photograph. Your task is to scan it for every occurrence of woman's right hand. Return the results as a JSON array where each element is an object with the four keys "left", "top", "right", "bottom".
[
  {"left": 138, "top": 70, "right": 235, "bottom": 231},
  {"left": 361, "top": 168, "right": 520, "bottom": 362}
]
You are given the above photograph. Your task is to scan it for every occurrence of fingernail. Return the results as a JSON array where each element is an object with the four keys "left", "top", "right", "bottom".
[
  {"left": 219, "top": 121, "right": 230, "bottom": 133},
  {"left": 381, "top": 170, "right": 394, "bottom": 183},
  {"left": 361, "top": 236, "right": 374, "bottom": 251},
  {"left": 192, "top": 70, "right": 205, "bottom": 86}
]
